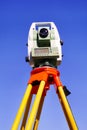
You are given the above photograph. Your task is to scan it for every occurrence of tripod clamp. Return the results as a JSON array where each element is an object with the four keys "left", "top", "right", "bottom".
[{"left": 29, "top": 66, "right": 70, "bottom": 96}]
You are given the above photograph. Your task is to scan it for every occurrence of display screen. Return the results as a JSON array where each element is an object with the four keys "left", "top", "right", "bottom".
[{"left": 34, "top": 48, "right": 49, "bottom": 55}]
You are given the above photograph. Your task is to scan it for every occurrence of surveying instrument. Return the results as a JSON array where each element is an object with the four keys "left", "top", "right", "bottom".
[{"left": 11, "top": 22, "right": 78, "bottom": 130}]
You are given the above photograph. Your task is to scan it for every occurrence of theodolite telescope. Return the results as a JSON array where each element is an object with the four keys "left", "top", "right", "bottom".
[{"left": 26, "top": 22, "right": 63, "bottom": 68}]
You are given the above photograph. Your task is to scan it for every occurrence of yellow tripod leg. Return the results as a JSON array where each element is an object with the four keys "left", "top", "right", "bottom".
[
  {"left": 25, "top": 80, "right": 45, "bottom": 130},
  {"left": 11, "top": 84, "right": 32, "bottom": 130},
  {"left": 57, "top": 86, "right": 78, "bottom": 130},
  {"left": 21, "top": 94, "right": 33, "bottom": 130},
  {"left": 33, "top": 96, "right": 45, "bottom": 130}
]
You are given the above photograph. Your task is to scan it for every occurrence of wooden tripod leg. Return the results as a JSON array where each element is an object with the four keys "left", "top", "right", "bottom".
[
  {"left": 33, "top": 96, "right": 45, "bottom": 130},
  {"left": 25, "top": 81, "right": 45, "bottom": 130},
  {"left": 21, "top": 93, "right": 33, "bottom": 130},
  {"left": 57, "top": 86, "right": 78, "bottom": 130},
  {"left": 11, "top": 84, "right": 32, "bottom": 130}
]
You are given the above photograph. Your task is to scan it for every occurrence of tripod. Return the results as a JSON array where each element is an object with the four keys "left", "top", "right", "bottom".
[{"left": 11, "top": 66, "right": 78, "bottom": 130}]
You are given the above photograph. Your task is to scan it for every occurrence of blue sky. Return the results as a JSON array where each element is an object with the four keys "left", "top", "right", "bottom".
[{"left": 0, "top": 0, "right": 87, "bottom": 129}]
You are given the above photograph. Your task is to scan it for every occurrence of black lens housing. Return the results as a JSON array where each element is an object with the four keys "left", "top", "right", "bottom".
[{"left": 39, "top": 28, "right": 48, "bottom": 38}]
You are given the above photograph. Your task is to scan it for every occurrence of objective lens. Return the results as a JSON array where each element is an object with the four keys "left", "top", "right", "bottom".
[{"left": 39, "top": 28, "right": 48, "bottom": 38}]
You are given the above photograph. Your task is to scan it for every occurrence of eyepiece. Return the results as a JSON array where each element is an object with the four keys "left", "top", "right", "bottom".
[{"left": 39, "top": 28, "right": 48, "bottom": 38}]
